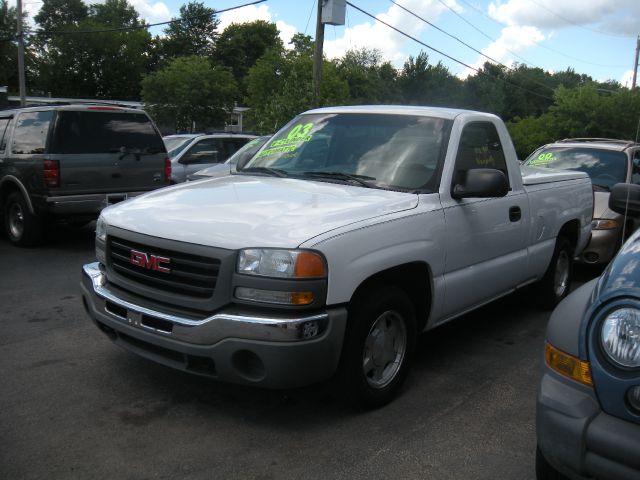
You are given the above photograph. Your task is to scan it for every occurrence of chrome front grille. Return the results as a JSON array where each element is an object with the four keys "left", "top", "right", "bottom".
[{"left": 108, "top": 236, "right": 220, "bottom": 299}]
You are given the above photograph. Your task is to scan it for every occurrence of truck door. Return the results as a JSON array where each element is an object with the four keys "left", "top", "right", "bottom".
[{"left": 439, "top": 121, "right": 529, "bottom": 318}]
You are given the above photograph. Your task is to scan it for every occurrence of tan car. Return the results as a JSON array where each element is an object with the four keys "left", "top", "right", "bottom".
[{"left": 525, "top": 138, "right": 640, "bottom": 265}]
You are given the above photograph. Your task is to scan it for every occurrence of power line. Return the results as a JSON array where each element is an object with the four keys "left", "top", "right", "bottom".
[
  {"left": 434, "top": 0, "right": 540, "bottom": 69},
  {"left": 389, "top": 0, "right": 556, "bottom": 94},
  {"left": 457, "top": 0, "right": 628, "bottom": 68},
  {"left": 345, "top": 2, "right": 554, "bottom": 102}
]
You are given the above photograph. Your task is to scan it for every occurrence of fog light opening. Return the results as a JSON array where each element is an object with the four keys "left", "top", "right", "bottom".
[
  {"left": 231, "top": 350, "right": 265, "bottom": 382},
  {"left": 302, "top": 321, "right": 320, "bottom": 339},
  {"left": 583, "top": 252, "right": 599, "bottom": 264},
  {"left": 627, "top": 386, "right": 640, "bottom": 413}
]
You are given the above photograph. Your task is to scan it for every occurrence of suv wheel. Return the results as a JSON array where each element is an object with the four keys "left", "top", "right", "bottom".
[
  {"left": 537, "top": 236, "right": 573, "bottom": 310},
  {"left": 4, "top": 192, "right": 44, "bottom": 246}
]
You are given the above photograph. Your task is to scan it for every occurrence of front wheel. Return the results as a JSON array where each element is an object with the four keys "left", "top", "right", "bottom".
[
  {"left": 538, "top": 236, "right": 573, "bottom": 310},
  {"left": 340, "top": 286, "right": 416, "bottom": 409}
]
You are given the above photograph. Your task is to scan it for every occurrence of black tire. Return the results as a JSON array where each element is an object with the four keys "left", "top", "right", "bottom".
[
  {"left": 340, "top": 285, "right": 417, "bottom": 409},
  {"left": 536, "top": 446, "right": 569, "bottom": 480},
  {"left": 537, "top": 236, "right": 573, "bottom": 310},
  {"left": 4, "top": 191, "right": 44, "bottom": 246}
]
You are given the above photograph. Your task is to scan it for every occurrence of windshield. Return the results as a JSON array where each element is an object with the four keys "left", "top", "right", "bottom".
[
  {"left": 525, "top": 146, "right": 628, "bottom": 190},
  {"left": 227, "top": 135, "right": 270, "bottom": 165},
  {"left": 164, "top": 136, "right": 194, "bottom": 158},
  {"left": 241, "top": 113, "right": 452, "bottom": 192}
]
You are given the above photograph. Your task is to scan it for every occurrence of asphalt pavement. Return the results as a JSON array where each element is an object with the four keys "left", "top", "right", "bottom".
[{"left": 0, "top": 223, "right": 597, "bottom": 480}]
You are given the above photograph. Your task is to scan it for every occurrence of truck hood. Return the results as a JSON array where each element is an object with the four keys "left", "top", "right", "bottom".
[{"left": 102, "top": 175, "right": 419, "bottom": 249}]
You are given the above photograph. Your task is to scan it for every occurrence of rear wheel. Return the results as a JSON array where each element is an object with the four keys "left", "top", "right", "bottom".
[
  {"left": 4, "top": 192, "right": 44, "bottom": 246},
  {"left": 536, "top": 446, "right": 569, "bottom": 480},
  {"left": 538, "top": 236, "right": 573, "bottom": 310},
  {"left": 340, "top": 286, "right": 416, "bottom": 409}
]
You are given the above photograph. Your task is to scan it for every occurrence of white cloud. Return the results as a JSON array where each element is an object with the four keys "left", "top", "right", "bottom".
[
  {"left": 128, "top": 0, "right": 171, "bottom": 24},
  {"left": 488, "top": 0, "right": 640, "bottom": 34},
  {"left": 458, "top": 25, "right": 545, "bottom": 78},
  {"left": 218, "top": 4, "right": 297, "bottom": 48},
  {"left": 324, "top": 0, "right": 452, "bottom": 65}
]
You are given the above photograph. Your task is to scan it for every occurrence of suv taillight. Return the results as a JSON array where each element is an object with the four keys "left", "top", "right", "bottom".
[
  {"left": 164, "top": 158, "right": 171, "bottom": 184},
  {"left": 44, "top": 159, "right": 60, "bottom": 187}
]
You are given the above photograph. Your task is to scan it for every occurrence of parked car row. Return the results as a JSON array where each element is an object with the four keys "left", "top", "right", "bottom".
[{"left": 2, "top": 103, "right": 639, "bottom": 479}]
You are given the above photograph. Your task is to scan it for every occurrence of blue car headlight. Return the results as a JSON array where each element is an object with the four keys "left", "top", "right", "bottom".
[{"left": 601, "top": 307, "right": 640, "bottom": 368}]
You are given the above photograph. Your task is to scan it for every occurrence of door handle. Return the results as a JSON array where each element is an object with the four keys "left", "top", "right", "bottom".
[{"left": 509, "top": 206, "right": 521, "bottom": 222}]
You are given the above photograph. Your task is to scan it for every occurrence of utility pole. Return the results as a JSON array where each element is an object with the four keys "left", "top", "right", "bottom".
[
  {"left": 632, "top": 35, "right": 639, "bottom": 91},
  {"left": 16, "top": 0, "right": 26, "bottom": 106},
  {"left": 312, "top": 1, "right": 325, "bottom": 107},
  {"left": 312, "top": 0, "right": 346, "bottom": 107}
]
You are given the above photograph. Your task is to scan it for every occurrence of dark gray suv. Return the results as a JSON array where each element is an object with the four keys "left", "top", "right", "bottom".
[{"left": 0, "top": 105, "right": 169, "bottom": 246}]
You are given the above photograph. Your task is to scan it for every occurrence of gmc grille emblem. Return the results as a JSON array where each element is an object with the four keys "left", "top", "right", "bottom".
[{"left": 129, "top": 249, "right": 171, "bottom": 273}]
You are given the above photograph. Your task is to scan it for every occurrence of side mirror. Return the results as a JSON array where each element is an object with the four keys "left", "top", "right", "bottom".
[
  {"left": 609, "top": 183, "right": 640, "bottom": 216},
  {"left": 452, "top": 168, "right": 509, "bottom": 199}
]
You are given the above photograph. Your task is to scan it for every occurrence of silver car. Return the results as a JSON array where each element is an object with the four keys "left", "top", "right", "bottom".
[
  {"left": 187, "top": 135, "right": 271, "bottom": 181},
  {"left": 164, "top": 132, "right": 256, "bottom": 183},
  {"left": 524, "top": 138, "right": 640, "bottom": 265}
]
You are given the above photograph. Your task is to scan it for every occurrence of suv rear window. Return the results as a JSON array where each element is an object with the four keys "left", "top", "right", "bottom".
[
  {"left": 50, "top": 111, "right": 165, "bottom": 154},
  {"left": 12, "top": 111, "right": 54, "bottom": 154}
]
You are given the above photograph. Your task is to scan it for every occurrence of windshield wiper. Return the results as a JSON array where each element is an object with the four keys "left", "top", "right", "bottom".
[
  {"left": 240, "top": 166, "right": 289, "bottom": 177},
  {"left": 302, "top": 171, "right": 377, "bottom": 188}
]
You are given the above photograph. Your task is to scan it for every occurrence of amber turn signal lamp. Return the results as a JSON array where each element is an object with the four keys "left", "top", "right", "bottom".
[
  {"left": 294, "top": 251, "right": 327, "bottom": 278},
  {"left": 545, "top": 342, "right": 593, "bottom": 387}
]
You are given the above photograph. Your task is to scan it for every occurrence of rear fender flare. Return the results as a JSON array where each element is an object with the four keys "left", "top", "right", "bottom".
[{"left": 0, "top": 176, "right": 35, "bottom": 214}]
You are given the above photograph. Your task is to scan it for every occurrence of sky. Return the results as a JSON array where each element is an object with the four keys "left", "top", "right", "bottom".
[{"left": 15, "top": 0, "right": 640, "bottom": 86}]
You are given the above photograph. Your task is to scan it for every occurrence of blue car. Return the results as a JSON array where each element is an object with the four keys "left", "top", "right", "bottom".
[{"left": 536, "top": 183, "right": 640, "bottom": 480}]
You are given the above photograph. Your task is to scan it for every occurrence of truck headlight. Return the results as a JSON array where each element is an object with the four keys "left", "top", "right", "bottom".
[
  {"left": 96, "top": 215, "right": 107, "bottom": 242},
  {"left": 591, "top": 219, "right": 619, "bottom": 230},
  {"left": 601, "top": 307, "right": 640, "bottom": 368},
  {"left": 237, "top": 249, "right": 327, "bottom": 278},
  {"left": 95, "top": 216, "right": 107, "bottom": 264}
]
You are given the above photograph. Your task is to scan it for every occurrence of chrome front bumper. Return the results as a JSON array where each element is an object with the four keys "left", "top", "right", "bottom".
[{"left": 81, "top": 262, "right": 347, "bottom": 388}]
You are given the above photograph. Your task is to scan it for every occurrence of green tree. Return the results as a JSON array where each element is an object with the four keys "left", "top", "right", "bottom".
[
  {"left": 214, "top": 20, "right": 281, "bottom": 92},
  {"left": 399, "top": 51, "right": 462, "bottom": 107},
  {"left": 0, "top": 0, "right": 23, "bottom": 93},
  {"left": 161, "top": 1, "right": 218, "bottom": 60},
  {"left": 245, "top": 44, "right": 349, "bottom": 133},
  {"left": 141, "top": 56, "right": 238, "bottom": 132},
  {"left": 462, "top": 62, "right": 508, "bottom": 116},
  {"left": 34, "top": 0, "right": 87, "bottom": 42},
  {"left": 34, "top": 0, "right": 153, "bottom": 99},
  {"left": 335, "top": 48, "right": 400, "bottom": 104}
]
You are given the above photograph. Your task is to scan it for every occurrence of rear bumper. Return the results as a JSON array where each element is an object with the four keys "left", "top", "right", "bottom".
[
  {"left": 537, "top": 372, "right": 640, "bottom": 480},
  {"left": 81, "top": 262, "right": 347, "bottom": 389},
  {"left": 36, "top": 191, "right": 150, "bottom": 216},
  {"left": 578, "top": 227, "right": 622, "bottom": 265}
]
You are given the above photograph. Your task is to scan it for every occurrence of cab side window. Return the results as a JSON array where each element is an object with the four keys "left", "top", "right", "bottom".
[
  {"left": 453, "top": 122, "right": 508, "bottom": 187},
  {"left": 0, "top": 118, "right": 10, "bottom": 153},
  {"left": 11, "top": 111, "right": 53, "bottom": 154},
  {"left": 633, "top": 150, "right": 640, "bottom": 185}
]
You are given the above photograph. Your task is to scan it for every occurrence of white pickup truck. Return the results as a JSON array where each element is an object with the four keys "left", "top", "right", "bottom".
[{"left": 81, "top": 106, "right": 593, "bottom": 408}]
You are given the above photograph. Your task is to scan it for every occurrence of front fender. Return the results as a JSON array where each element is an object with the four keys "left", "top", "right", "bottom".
[{"left": 546, "top": 278, "right": 597, "bottom": 358}]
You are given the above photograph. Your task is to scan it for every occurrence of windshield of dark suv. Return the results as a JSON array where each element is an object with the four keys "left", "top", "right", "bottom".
[
  {"left": 50, "top": 111, "right": 165, "bottom": 154},
  {"left": 525, "top": 146, "right": 628, "bottom": 190},
  {"left": 240, "top": 113, "right": 452, "bottom": 192}
]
